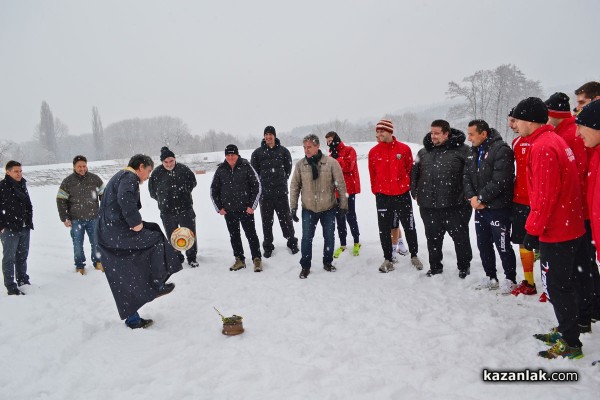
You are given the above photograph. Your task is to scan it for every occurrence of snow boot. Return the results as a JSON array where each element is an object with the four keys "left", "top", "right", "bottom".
[
  {"left": 323, "top": 263, "right": 337, "bottom": 272},
  {"left": 127, "top": 318, "right": 153, "bottom": 330},
  {"left": 253, "top": 257, "right": 263, "bottom": 272},
  {"left": 299, "top": 268, "right": 310, "bottom": 279},
  {"left": 230, "top": 257, "right": 246, "bottom": 271},
  {"left": 189, "top": 260, "right": 199, "bottom": 268},
  {"left": 426, "top": 268, "right": 443, "bottom": 277},
  {"left": 538, "top": 338, "right": 583, "bottom": 360},
  {"left": 7, "top": 287, "right": 25, "bottom": 296},
  {"left": 333, "top": 246, "right": 346, "bottom": 258},
  {"left": 94, "top": 262, "right": 104, "bottom": 272},
  {"left": 458, "top": 268, "right": 470, "bottom": 279}
]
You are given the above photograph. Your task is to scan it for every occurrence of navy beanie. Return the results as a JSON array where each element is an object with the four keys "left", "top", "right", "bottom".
[
  {"left": 513, "top": 97, "right": 548, "bottom": 124},
  {"left": 160, "top": 147, "right": 175, "bottom": 161},
  {"left": 576, "top": 100, "right": 600, "bottom": 130}
]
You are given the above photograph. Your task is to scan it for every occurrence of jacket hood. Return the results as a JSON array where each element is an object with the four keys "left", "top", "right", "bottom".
[
  {"left": 260, "top": 137, "right": 281, "bottom": 149},
  {"left": 423, "top": 128, "right": 466, "bottom": 150}
]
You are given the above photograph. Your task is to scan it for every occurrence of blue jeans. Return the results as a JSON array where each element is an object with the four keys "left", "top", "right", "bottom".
[
  {"left": 1, "top": 229, "right": 30, "bottom": 289},
  {"left": 71, "top": 219, "right": 99, "bottom": 269},
  {"left": 300, "top": 208, "right": 336, "bottom": 269}
]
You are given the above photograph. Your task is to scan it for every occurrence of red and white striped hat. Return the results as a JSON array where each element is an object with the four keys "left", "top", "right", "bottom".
[{"left": 376, "top": 119, "right": 394, "bottom": 134}]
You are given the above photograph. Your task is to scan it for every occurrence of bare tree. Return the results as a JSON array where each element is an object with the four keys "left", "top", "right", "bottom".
[
  {"left": 92, "top": 106, "right": 104, "bottom": 160},
  {"left": 37, "top": 101, "right": 57, "bottom": 162}
]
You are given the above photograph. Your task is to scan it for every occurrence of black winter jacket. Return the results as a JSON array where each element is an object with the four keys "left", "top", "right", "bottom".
[
  {"left": 411, "top": 128, "right": 471, "bottom": 209},
  {"left": 56, "top": 172, "right": 104, "bottom": 221},
  {"left": 250, "top": 138, "right": 292, "bottom": 198},
  {"left": 0, "top": 175, "right": 33, "bottom": 232},
  {"left": 210, "top": 157, "right": 261, "bottom": 212},
  {"left": 148, "top": 162, "right": 197, "bottom": 215},
  {"left": 463, "top": 128, "right": 515, "bottom": 209}
]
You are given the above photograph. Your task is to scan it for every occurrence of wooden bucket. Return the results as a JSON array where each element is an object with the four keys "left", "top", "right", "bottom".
[{"left": 222, "top": 320, "right": 244, "bottom": 336}]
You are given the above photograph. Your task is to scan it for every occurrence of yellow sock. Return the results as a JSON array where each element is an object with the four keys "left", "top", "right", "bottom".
[{"left": 520, "top": 248, "right": 535, "bottom": 285}]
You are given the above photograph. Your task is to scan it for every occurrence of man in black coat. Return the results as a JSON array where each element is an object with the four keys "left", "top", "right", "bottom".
[
  {"left": 411, "top": 120, "right": 472, "bottom": 278},
  {"left": 97, "top": 154, "right": 182, "bottom": 329},
  {"left": 250, "top": 126, "right": 298, "bottom": 257},
  {"left": 0, "top": 161, "right": 33, "bottom": 295},
  {"left": 149, "top": 147, "right": 199, "bottom": 267},
  {"left": 464, "top": 120, "right": 517, "bottom": 293},
  {"left": 211, "top": 144, "right": 263, "bottom": 272}
]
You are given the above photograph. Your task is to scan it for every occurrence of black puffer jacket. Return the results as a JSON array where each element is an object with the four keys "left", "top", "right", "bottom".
[
  {"left": 148, "top": 162, "right": 197, "bottom": 215},
  {"left": 250, "top": 138, "right": 292, "bottom": 198},
  {"left": 0, "top": 175, "right": 33, "bottom": 232},
  {"left": 463, "top": 128, "right": 514, "bottom": 209},
  {"left": 411, "top": 128, "right": 471, "bottom": 209},
  {"left": 210, "top": 157, "right": 261, "bottom": 212}
]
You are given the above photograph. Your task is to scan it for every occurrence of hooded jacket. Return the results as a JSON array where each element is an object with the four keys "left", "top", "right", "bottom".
[
  {"left": 411, "top": 128, "right": 470, "bottom": 209},
  {"left": 463, "top": 128, "right": 514, "bottom": 209},
  {"left": 250, "top": 138, "right": 292, "bottom": 198}
]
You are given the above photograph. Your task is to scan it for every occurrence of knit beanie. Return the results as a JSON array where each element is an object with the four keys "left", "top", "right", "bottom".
[
  {"left": 225, "top": 144, "right": 239, "bottom": 155},
  {"left": 160, "top": 147, "right": 175, "bottom": 161},
  {"left": 376, "top": 119, "right": 394, "bottom": 134},
  {"left": 575, "top": 100, "right": 600, "bottom": 130},
  {"left": 264, "top": 125, "right": 276, "bottom": 137},
  {"left": 545, "top": 92, "right": 572, "bottom": 119},
  {"left": 512, "top": 97, "right": 548, "bottom": 124},
  {"left": 508, "top": 107, "right": 515, "bottom": 118}
]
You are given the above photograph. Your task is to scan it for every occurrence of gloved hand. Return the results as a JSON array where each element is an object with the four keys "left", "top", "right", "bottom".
[
  {"left": 338, "top": 208, "right": 348, "bottom": 219},
  {"left": 523, "top": 234, "right": 539, "bottom": 251},
  {"left": 291, "top": 208, "right": 299, "bottom": 222}
]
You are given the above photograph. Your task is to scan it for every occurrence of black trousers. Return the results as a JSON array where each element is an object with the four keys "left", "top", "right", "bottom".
[
  {"left": 420, "top": 205, "right": 472, "bottom": 272},
  {"left": 376, "top": 192, "right": 418, "bottom": 262},
  {"left": 225, "top": 211, "right": 261, "bottom": 261},
  {"left": 540, "top": 237, "right": 582, "bottom": 348},
  {"left": 336, "top": 194, "right": 360, "bottom": 246},
  {"left": 259, "top": 194, "right": 297, "bottom": 251},
  {"left": 161, "top": 209, "right": 197, "bottom": 262},
  {"left": 584, "top": 220, "right": 600, "bottom": 319},
  {"left": 474, "top": 208, "right": 517, "bottom": 282}
]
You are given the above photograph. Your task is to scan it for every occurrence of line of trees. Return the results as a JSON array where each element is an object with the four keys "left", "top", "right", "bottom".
[{"left": 0, "top": 64, "right": 546, "bottom": 166}]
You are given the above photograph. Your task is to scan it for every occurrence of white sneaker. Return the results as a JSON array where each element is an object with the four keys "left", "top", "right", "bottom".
[
  {"left": 396, "top": 242, "right": 409, "bottom": 256},
  {"left": 475, "top": 277, "right": 499, "bottom": 290},
  {"left": 499, "top": 279, "right": 517, "bottom": 294}
]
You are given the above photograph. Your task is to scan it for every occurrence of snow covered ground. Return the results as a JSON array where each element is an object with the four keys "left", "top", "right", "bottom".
[{"left": 1, "top": 142, "right": 599, "bottom": 400}]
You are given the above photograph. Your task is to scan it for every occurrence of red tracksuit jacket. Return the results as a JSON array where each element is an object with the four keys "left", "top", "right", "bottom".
[
  {"left": 368, "top": 136, "right": 413, "bottom": 196},
  {"left": 330, "top": 141, "right": 361, "bottom": 195},
  {"left": 587, "top": 147, "right": 600, "bottom": 261},
  {"left": 512, "top": 135, "right": 530, "bottom": 206}
]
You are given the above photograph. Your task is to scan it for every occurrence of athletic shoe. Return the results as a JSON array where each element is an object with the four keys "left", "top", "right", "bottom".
[
  {"left": 426, "top": 269, "right": 443, "bottom": 277},
  {"left": 411, "top": 256, "right": 423, "bottom": 270},
  {"left": 539, "top": 292, "right": 548, "bottom": 302},
  {"left": 229, "top": 257, "right": 246, "bottom": 271},
  {"left": 511, "top": 280, "right": 537, "bottom": 296},
  {"left": 396, "top": 245, "right": 409, "bottom": 256},
  {"left": 189, "top": 260, "right": 199, "bottom": 268},
  {"left": 391, "top": 253, "right": 399, "bottom": 264},
  {"left": 379, "top": 260, "right": 394, "bottom": 273},
  {"left": 299, "top": 268, "right": 310, "bottom": 279},
  {"left": 352, "top": 243, "right": 361, "bottom": 256},
  {"left": 538, "top": 338, "right": 583, "bottom": 359},
  {"left": 499, "top": 279, "right": 517, "bottom": 295},
  {"left": 533, "top": 327, "right": 561, "bottom": 345},
  {"left": 458, "top": 268, "right": 470, "bottom": 279},
  {"left": 476, "top": 277, "right": 499, "bottom": 290},
  {"left": 333, "top": 246, "right": 346, "bottom": 258},
  {"left": 17, "top": 279, "right": 30, "bottom": 286},
  {"left": 253, "top": 257, "right": 263, "bottom": 272},
  {"left": 94, "top": 262, "right": 104, "bottom": 272},
  {"left": 127, "top": 318, "right": 153, "bottom": 330},
  {"left": 323, "top": 263, "right": 337, "bottom": 272},
  {"left": 7, "top": 287, "right": 25, "bottom": 295}
]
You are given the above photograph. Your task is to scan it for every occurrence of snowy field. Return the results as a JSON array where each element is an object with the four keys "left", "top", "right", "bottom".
[{"left": 1, "top": 142, "right": 599, "bottom": 400}]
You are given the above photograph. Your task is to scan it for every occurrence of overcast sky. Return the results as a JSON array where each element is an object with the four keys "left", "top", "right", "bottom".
[{"left": 1, "top": 0, "right": 599, "bottom": 142}]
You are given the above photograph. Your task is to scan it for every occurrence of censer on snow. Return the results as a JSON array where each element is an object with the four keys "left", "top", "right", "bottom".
[{"left": 214, "top": 307, "right": 244, "bottom": 336}]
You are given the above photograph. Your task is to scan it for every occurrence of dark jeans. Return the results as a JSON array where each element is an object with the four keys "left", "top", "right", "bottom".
[
  {"left": 474, "top": 208, "right": 516, "bottom": 282},
  {"left": 375, "top": 192, "right": 418, "bottom": 261},
  {"left": 161, "top": 209, "right": 197, "bottom": 262},
  {"left": 224, "top": 211, "right": 261, "bottom": 261},
  {"left": 420, "top": 205, "right": 472, "bottom": 272},
  {"left": 70, "top": 219, "right": 99, "bottom": 269},
  {"left": 540, "top": 237, "right": 582, "bottom": 348},
  {"left": 300, "top": 208, "right": 336, "bottom": 269},
  {"left": 336, "top": 194, "right": 359, "bottom": 246},
  {"left": 1, "top": 229, "right": 30, "bottom": 289},
  {"left": 259, "top": 194, "right": 297, "bottom": 251}
]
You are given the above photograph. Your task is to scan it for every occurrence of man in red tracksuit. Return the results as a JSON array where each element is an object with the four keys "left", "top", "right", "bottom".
[
  {"left": 326, "top": 131, "right": 362, "bottom": 257},
  {"left": 576, "top": 99, "right": 600, "bottom": 324},
  {"left": 513, "top": 97, "right": 585, "bottom": 359},
  {"left": 545, "top": 92, "right": 597, "bottom": 330},
  {"left": 368, "top": 119, "right": 421, "bottom": 273}
]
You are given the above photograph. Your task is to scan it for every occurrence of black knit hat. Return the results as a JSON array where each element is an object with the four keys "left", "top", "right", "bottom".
[
  {"left": 513, "top": 97, "right": 548, "bottom": 124},
  {"left": 264, "top": 125, "right": 276, "bottom": 137},
  {"left": 160, "top": 147, "right": 175, "bottom": 161},
  {"left": 225, "top": 144, "right": 239, "bottom": 155},
  {"left": 545, "top": 92, "right": 572, "bottom": 119},
  {"left": 508, "top": 107, "right": 515, "bottom": 118},
  {"left": 575, "top": 100, "right": 600, "bottom": 130}
]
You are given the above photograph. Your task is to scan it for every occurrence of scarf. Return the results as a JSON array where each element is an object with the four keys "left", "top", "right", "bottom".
[
  {"left": 328, "top": 133, "right": 342, "bottom": 159},
  {"left": 306, "top": 150, "right": 323, "bottom": 180}
]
